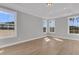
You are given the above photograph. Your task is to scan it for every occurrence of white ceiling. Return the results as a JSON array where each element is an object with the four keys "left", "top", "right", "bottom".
[{"left": 0, "top": 3, "right": 79, "bottom": 19}]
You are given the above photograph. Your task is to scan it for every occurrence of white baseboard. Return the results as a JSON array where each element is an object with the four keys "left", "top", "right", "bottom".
[
  {"left": 50, "top": 34, "right": 79, "bottom": 41},
  {"left": 0, "top": 35, "right": 46, "bottom": 48}
]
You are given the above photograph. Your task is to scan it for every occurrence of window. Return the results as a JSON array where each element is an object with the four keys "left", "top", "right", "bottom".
[
  {"left": 68, "top": 16, "right": 79, "bottom": 34},
  {"left": 49, "top": 20, "right": 55, "bottom": 32},
  {"left": 0, "top": 8, "right": 17, "bottom": 39},
  {"left": 43, "top": 20, "right": 47, "bottom": 32}
]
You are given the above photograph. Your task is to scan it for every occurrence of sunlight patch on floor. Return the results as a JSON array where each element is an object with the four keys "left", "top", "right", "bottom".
[
  {"left": 0, "top": 50, "right": 5, "bottom": 53},
  {"left": 53, "top": 38, "right": 63, "bottom": 42},
  {"left": 44, "top": 37, "right": 51, "bottom": 42}
]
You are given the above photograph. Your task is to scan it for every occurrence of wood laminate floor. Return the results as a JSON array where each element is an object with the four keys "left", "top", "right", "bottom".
[{"left": 0, "top": 36, "right": 79, "bottom": 55}]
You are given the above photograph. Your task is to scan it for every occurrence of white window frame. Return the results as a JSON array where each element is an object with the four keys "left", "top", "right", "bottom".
[
  {"left": 43, "top": 20, "right": 48, "bottom": 34},
  {"left": 68, "top": 16, "right": 79, "bottom": 35},
  {"left": 0, "top": 7, "right": 17, "bottom": 39},
  {"left": 48, "top": 20, "right": 55, "bottom": 33}
]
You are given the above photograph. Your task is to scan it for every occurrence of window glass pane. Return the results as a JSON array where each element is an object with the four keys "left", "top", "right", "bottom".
[
  {"left": 49, "top": 20, "right": 55, "bottom": 32},
  {"left": 43, "top": 27, "right": 46, "bottom": 32},
  {"left": 43, "top": 20, "right": 47, "bottom": 32},
  {"left": 69, "top": 16, "right": 79, "bottom": 34},
  {"left": 0, "top": 9, "right": 16, "bottom": 39}
]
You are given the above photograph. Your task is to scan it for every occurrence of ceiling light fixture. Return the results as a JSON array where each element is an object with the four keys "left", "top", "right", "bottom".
[
  {"left": 64, "top": 8, "right": 66, "bottom": 10},
  {"left": 47, "top": 3, "right": 52, "bottom": 7},
  {"left": 47, "top": 0, "right": 53, "bottom": 7},
  {"left": 47, "top": 0, "right": 53, "bottom": 19}
]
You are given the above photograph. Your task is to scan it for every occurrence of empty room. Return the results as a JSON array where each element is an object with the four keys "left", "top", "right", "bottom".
[{"left": 0, "top": 3, "right": 79, "bottom": 55}]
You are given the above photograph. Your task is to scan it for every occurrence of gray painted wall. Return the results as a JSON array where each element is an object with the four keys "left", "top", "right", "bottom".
[
  {"left": 49, "top": 14, "right": 79, "bottom": 40},
  {"left": 0, "top": 11, "right": 44, "bottom": 47}
]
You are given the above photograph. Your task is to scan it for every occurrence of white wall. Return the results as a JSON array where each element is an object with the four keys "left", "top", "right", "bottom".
[
  {"left": 49, "top": 14, "right": 79, "bottom": 40},
  {"left": 0, "top": 11, "right": 45, "bottom": 48}
]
